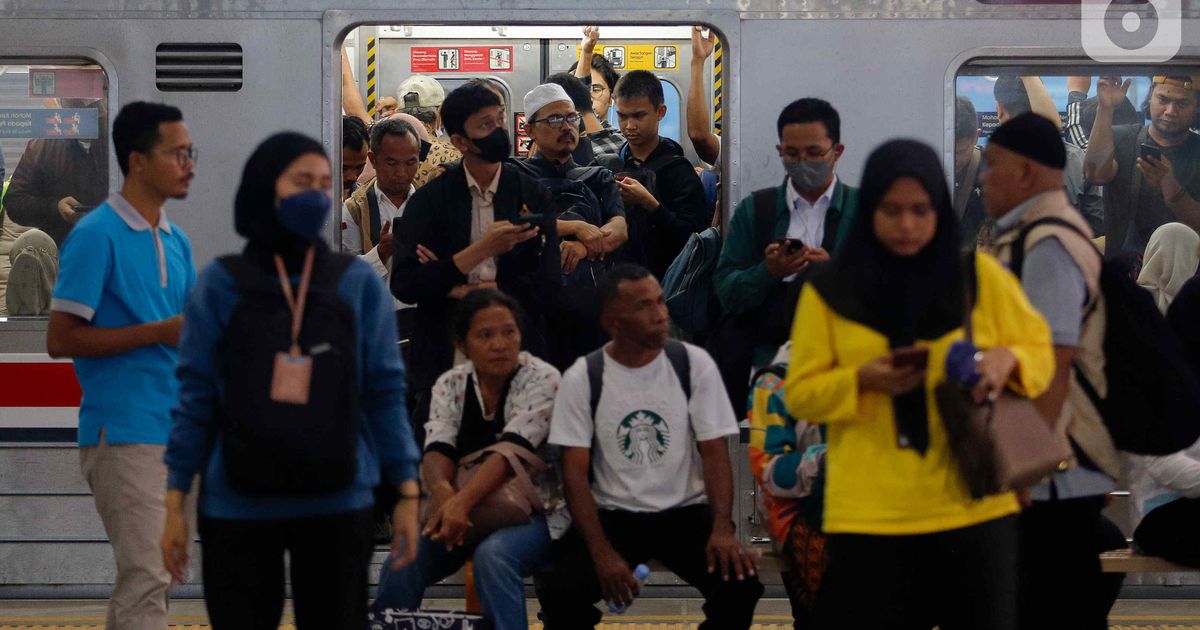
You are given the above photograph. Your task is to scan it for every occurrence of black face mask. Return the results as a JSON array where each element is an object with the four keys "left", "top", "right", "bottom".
[{"left": 471, "top": 127, "right": 511, "bottom": 163}]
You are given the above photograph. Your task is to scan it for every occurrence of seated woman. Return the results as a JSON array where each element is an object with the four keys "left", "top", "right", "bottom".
[
  {"left": 784, "top": 139, "right": 1054, "bottom": 630},
  {"left": 372, "top": 288, "right": 564, "bottom": 630}
]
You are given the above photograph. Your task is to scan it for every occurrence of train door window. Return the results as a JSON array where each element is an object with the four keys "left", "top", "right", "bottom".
[
  {"left": 0, "top": 62, "right": 109, "bottom": 320},
  {"left": 953, "top": 63, "right": 1199, "bottom": 262}
]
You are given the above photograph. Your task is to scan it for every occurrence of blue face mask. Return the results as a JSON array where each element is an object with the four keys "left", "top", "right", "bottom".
[{"left": 275, "top": 189, "right": 330, "bottom": 242}]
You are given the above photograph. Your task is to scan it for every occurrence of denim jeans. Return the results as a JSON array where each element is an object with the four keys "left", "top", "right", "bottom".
[{"left": 372, "top": 516, "right": 551, "bottom": 630}]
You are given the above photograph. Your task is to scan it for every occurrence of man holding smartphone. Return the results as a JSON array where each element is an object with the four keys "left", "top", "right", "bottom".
[
  {"left": 711, "top": 98, "right": 858, "bottom": 406},
  {"left": 390, "top": 82, "right": 559, "bottom": 436},
  {"left": 1085, "top": 75, "right": 1200, "bottom": 261}
]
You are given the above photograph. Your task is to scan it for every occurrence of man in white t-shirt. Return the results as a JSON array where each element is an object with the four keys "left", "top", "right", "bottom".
[{"left": 536, "top": 264, "right": 763, "bottom": 629}]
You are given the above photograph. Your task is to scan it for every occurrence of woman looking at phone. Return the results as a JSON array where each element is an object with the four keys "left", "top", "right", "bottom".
[{"left": 784, "top": 139, "right": 1054, "bottom": 629}]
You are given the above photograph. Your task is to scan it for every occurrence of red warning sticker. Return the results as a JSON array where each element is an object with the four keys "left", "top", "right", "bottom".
[{"left": 411, "top": 46, "right": 514, "bottom": 73}]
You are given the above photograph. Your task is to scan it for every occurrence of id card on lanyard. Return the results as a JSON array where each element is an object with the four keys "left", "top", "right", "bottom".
[{"left": 270, "top": 247, "right": 316, "bottom": 405}]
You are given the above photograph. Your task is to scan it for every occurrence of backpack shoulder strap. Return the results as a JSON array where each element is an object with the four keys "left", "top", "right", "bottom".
[
  {"left": 217, "top": 254, "right": 266, "bottom": 293},
  {"left": 308, "top": 251, "right": 357, "bottom": 291},
  {"left": 366, "top": 186, "right": 382, "bottom": 246},
  {"left": 1010, "top": 217, "right": 1094, "bottom": 279},
  {"left": 664, "top": 339, "right": 692, "bottom": 400},
  {"left": 586, "top": 348, "right": 605, "bottom": 420},
  {"left": 752, "top": 186, "right": 779, "bottom": 253}
]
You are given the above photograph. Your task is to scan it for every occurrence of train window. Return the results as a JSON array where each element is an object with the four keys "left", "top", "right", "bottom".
[
  {"left": 0, "top": 62, "right": 109, "bottom": 319},
  {"left": 953, "top": 63, "right": 1200, "bottom": 261},
  {"left": 342, "top": 25, "right": 716, "bottom": 165}
]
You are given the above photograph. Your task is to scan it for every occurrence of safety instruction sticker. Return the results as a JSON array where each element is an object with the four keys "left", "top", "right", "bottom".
[
  {"left": 411, "top": 46, "right": 514, "bottom": 73},
  {"left": 581, "top": 44, "right": 678, "bottom": 71},
  {"left": 28, "top": 68, "right": 105, "bottom": 99},
  {"left": 0, "top": 108, "right": 99, "bottom": 139},
  {"left": 515, "top": 112, "right": 531, "bottom": 156}
]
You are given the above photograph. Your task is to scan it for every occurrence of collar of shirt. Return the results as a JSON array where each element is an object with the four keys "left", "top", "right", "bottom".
[
  {"left": 995, "top": 190, "right": 1054, "bottom": 235},
  {"left": 529, "top": 154, "right": 577, "bottom": 177},
  {"left": 108, "top": 192, "right": 172, "bottom": 234},
  {"left": 785, "top": 175, "right": 838, "bottom": 214},
  {"left": 464, "top": 164, "right": 502, "bottom": 204},
  {"left": 374, "top": 181, "right": 415, "bottom": 218}
]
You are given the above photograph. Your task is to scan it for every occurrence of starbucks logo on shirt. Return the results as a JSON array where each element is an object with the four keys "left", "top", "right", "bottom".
[{"left": 616, "top": 410, "right": 670, "bottom": 465}]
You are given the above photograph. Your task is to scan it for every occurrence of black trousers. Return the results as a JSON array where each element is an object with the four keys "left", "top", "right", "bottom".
[
  {"left": 1018, "top": 496, "right": 1126, "bottom": 630},
  {"left": 534, "top": 504, "right": 764, "bottom": 629},
  {"left": 199, "top": 508, "right": 374, "bottom": 630},
  {"left": 1135, "top": 497, "right": 1200, "bottom": 566},
  {"left": 813, "top": 515, "right": 1018, "bottom": 630}
]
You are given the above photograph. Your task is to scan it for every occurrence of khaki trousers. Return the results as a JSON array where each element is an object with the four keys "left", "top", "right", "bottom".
[{"left": 80, "top": 432, "right": 193, "bottom": 630}]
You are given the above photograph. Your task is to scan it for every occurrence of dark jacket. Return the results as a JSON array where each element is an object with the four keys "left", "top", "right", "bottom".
[
  {"left": 714, "top": 178, "right": 858, "bottom": 317},
  {"left": 6, "top": 138, "right": 108, "bottom": 245},
  {"left": 616, "top": 137, "right": 708, "bottom": 278},
  {"left": 391, "top": 161, "right": 560, "bottom": 394}
]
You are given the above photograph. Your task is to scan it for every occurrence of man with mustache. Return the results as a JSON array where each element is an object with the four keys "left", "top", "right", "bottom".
[
  {"left": 1085, "top": 75, "right": 1200, "bottom": 261},
  {"left": 513, "top": 82, "right": 628, "bottom": 368}
]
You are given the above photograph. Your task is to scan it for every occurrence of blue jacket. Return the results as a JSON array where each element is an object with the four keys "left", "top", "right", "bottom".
[{"left": 165, "top": 256, "right": 421, "bottom": 520}]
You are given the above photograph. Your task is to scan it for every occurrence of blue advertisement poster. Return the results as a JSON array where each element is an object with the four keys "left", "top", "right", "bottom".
[{"left": 0, "top": 108, "right": 100, "bottom": 140}]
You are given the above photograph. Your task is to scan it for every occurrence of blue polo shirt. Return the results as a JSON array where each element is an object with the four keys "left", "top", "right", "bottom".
[{"left": 50, "top": 193, "right": 195, "bottom": 447}]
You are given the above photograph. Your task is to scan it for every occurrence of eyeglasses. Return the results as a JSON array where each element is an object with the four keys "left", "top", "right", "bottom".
[
  {"left": 793, "top": 145, "right": 835, "bottom": 160},
  {"left": 529, "top": 112, "right": 582, "bottom": 129},
  {"left": 590, "top": 84, "right": 609, "bottom": 95},
  {"left": 161, "top": 146, "right": 197, "bottom": 166}
]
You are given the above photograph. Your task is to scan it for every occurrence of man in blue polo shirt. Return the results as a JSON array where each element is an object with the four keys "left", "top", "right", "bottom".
[{"left": 46, "top": 101, "right": 195, "bottom": 630}]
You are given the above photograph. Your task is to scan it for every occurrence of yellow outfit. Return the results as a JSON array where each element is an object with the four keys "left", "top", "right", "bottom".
[{"left": 784, "top": 252, "right": 1055, "bottom": 536}]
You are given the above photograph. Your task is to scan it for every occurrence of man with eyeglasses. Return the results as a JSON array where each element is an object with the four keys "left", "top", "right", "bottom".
[
  {"left": 712, "top": 98, "right": 858, "bottom": 408},
  {"left": 45, "top": 101, "right": 197, "bottom": 630},
  {"left": 514, "top": 82, "right": 628, "bottom": 369}
]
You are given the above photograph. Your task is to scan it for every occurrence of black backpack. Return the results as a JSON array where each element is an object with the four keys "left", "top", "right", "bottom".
[
  {"left": 586, "top": 340, "right": 691, "bottom": 418},
  {"left": 1011, "top": 217, "right": 1200, "bottom": 455},
  {"left": 540, "top": 169, "right": 610, "bottom": 288},
  {"left": 216, "top": 252, "right": 361, "bottom": 496}
]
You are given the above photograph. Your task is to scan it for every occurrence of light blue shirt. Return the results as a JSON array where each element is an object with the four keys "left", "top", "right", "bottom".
[
  {"left": 997, "top": 193, "right": 1113, "bottom": 500},
  {"left": 50, "top": 193, "right": 195, "bottom": 447}
]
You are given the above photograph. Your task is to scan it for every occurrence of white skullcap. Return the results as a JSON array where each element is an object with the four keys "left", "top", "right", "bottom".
[{"left": 524, "top": 83, "right": 573, "bottom": 120}]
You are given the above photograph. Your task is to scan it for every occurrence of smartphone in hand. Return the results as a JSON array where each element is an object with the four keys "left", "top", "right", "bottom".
[
  {"left": 776, "top": 237, "right": 806, "bottom": 254},
  {"left": 891, "top": 346, "right": 929, "bottom": 370},
  {"left": 1140, "top": 143, "right": 1163, "bottom": 162},
  {"left": 511, "top": 213, "right": 545, "bottom": 226}
]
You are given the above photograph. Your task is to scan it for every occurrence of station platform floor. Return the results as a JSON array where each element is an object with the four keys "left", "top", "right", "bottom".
[{"left": 2, "top": 598, "right": 1200, "bottom": 629}]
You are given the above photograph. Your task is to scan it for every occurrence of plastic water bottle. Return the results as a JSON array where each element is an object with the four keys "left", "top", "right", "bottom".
[{"left": 607, "top": 564, "right": 651, "bottom": 614}]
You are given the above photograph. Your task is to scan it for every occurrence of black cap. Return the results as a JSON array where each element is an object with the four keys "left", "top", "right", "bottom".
[{"left": 988, "top": 112, "right": 1067, "bottom": 170}]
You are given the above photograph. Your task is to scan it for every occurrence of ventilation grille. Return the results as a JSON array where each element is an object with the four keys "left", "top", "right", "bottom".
[{"left": 155, "top": 43, "right": 243, "bottom": 92}]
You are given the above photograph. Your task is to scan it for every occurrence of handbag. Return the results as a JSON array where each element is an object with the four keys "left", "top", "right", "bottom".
[
  {"left": 422, "top": 441, "right": 547, "bottom": 546},
  {"left": 935, "top": 254, "right": 1071, "bottom": 500}
]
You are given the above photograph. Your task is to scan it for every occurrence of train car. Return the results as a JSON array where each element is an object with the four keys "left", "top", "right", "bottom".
[{"left": 1, "top": 0, "right": 1199, "bottom": 599}]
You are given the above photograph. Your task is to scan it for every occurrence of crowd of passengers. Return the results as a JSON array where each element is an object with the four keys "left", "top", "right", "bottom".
[{"left": 20, "top": 23, "right": 1200, "bottom": 630}]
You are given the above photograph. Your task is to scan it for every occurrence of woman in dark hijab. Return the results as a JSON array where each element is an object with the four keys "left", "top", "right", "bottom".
[
  {"left": 161, "top": 133, "right": 422, "bottom": 629},
  {"left": 784, "top": 139, "right": 1054, "bottom": 629}
]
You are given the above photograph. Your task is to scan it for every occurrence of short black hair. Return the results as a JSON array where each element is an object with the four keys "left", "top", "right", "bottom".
[
  {"left": 776, "top": 98, "right": 840, "bottom": 144},
  {"left": 440, "top": 82, "right": 502, "bottom": 138},
  {"left": 955, "top": 96, "right": 979, "bottom": 142},
  {"left": 993, "top": 76, "right": 1031, "bottom": 117},
  {"left": 342, "top": 115, "right": 368, "bottom": 152},
  {"left": 112, "top": 101, "right": 183, "bottom": 175},
  {"left": 369, "top": 118, "right": 420, "bottom": 153},
  {"left": 598, "top": 263, "right": 653, "bottom": 313},
  {"left": 614, "top": 70, "right": 664, "bottom": 109},
  {"left": 569, "top": 53, "right": 621, "bottom": 93},
  {"left": 545, "top": 72, "right": 592, "bottom": 113},
  {"left": 452, "top": 288, "right": 524, "bottom": 343}
]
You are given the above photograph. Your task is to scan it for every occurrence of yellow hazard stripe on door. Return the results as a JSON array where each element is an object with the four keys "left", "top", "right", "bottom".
[
  {"left": 712, "top": 38, "right": 722, "bottom": 133},
  {"left": 366, "top": 37, "right": 378, "bottom": 119}
]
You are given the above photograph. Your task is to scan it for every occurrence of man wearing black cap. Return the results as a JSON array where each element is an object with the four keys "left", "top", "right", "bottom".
[
  {"left": 1085, "top": 75, "right": 1200, "bottom": 260},
  {"left": 981, "top": 112, "right": 1124, "bottom": 629}
]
